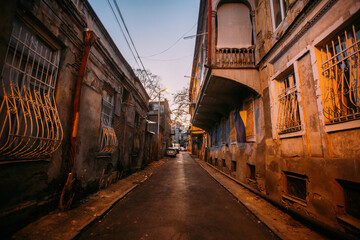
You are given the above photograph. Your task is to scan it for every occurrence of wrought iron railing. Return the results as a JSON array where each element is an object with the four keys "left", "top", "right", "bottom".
[
  {"left": 320, "top": 24, "right": 360, "bottom": 124},
  {"left": 215, "top": 47, "right": 255, "bottom": 68}
]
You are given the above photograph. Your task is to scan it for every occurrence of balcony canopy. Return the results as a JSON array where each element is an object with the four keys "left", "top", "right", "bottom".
[{"left": 192, "top": 74, "right": 258, "bottom": 132}]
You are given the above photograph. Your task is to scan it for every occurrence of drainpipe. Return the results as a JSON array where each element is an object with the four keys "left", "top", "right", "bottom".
[
  {"left": 207, "top": 0, "right": 212, "bottom": 65},
  {"left": 59, "top": 29, "right": 97, "bottom": 211},
  {"left": 68, "top": 29, "right": 97, "bottom": 171}
]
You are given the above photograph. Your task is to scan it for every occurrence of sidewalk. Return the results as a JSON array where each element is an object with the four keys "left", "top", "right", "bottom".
[
  {"left": 12, "top": 159, "right": 168, "bottom": 240},
  {"left": 193, "top": 156, "right": 327, "bottom": 240}
]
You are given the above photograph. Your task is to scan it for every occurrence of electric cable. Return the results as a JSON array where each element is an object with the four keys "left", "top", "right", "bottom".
[{"left": 142, "top": 23, "right": 197, "bottom": 58}]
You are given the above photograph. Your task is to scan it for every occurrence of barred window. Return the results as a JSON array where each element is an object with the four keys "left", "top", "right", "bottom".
[
  {"left": 0, "top": 18, "right": 63, "bottom": 161},
  {"left": 276, "top": 72, "right": 301, "bottom": 134},
  {"left": 99, "top": 89, "right": 117, "bottom": 153},
  {"left": 319, "top": 23, "right": 360, "bottom": 124},
  {"left": 101, "top": 89, "right": 114, "bottom": 127}
]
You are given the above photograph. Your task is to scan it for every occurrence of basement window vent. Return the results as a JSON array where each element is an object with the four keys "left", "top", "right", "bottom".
[
  {"left": 337, "top": 179, "right": 360, "bottom": 220},
  {"left": 283, "top": 171, "right": 307, "bottom": 203},
  {"left": 231, "top": 160, "right": 237, "bottom": 172},
  {"left": 247, "top": 164, "right": 256, "bottom": 180}
]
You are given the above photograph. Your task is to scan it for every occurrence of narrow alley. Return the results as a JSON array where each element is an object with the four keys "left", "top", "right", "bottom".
[
  {"left": 76, "top": 153, "right": 278, "bottom": 240},
  {"left": 1, "top": 0, "right": 360, "bottom": 239}
]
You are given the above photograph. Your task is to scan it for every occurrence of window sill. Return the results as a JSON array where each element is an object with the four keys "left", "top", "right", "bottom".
[
  {"left": 324, "top": 119, "right": 360, "bottom": 133},
  {"left": 278, "top": 130, "right": 304, "bottom": 139},
  {"left": 95, "top": 153, "right": 112, "bottom": 159},
  {"left": 282, "top": 194, "right": 307, "bottom": 206}
]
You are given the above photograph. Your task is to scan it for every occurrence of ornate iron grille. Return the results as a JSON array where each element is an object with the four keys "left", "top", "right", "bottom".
[
  {"left": 99, "top": 127, "right": 118, "bottom": 153},
  {"left": 277, "top": 73, "right": 301, "bottom": 134},
  {"left": 101, "top": 90, "right": 114, "bottom": 127},
  {"left": 0, "top": 18, "right": 63, "bottom": 161},
  {"left": 320, "top": 24, "right": 360, "bottom": 124},
  {"left": 99, "top": 90, "right": 117, "bottom": 153}
]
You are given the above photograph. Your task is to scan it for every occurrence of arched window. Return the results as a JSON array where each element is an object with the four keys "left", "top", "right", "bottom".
[{"left": 217, "top": 3, "right": 252, "bottom": 49}]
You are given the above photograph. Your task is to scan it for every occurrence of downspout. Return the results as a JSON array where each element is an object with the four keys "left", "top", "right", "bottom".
[
  {"left": 207, "top": 0, "right": 212, "bottom": 65},
  {"left": 68, "top": 29, "right": 97, "bottom": 171},
  {"left": 59, "top": 29, "right": 97, "bottom": 211}
]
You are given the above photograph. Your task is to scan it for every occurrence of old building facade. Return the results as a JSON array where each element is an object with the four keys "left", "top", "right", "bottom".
[
  {"left": 148, "top": 100, "right": 171, "bottom": 157},
  {"left": 0, "top": 0, "right": 150, "bottom": 235},
  {"left": 190, "top": 0, "right": 360, "bottom": 236}
]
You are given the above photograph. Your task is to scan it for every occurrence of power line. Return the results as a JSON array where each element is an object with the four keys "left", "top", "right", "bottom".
[
  {"left": 142, "top": 54, "right": 193, "bottom": 62},
  {"left": 142, "top": 23, "right": 197, "bottom": 58},
  {"left": 106, "top": 0, "right": 142, "bottom": 70},
  {"left": 112, "top": 0, "right": 153, "bottom": 85}
]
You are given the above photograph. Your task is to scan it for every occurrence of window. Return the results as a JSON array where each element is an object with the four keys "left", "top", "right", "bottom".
[
  {"left": 134, "top": 112, "right": 140, "bottom": 128},
  {"left": 231, "top": 160, "right": 237, "bottom": 172},
  {"left": 153, "top": 103, "right": 158, "bottom": 111},
  {"left": 337, "top": 180, "right": 360, "bottom": 220},
  {"left": 247, "top": 164, "right": 256, "bottom": 180},
  {"left": 283, "top": 171, "right": 307, "bottom": 202},
  {"left": 0, "top": 17, "right": 63, "bottom": 161},
  {"left": 217, "top": 3, "right": 252, "bottom": 48},
  {"left": 319, "top": 23, "right": 360, "bottom": 124},
  {"left": 122, "top": 88, "right": 129, "bottom": 103},
  {"left": 270, "top": 0, "right": 287, "bottom": 30},
  {"left": 101, "top": 89, "right": 114, "bottom": 127},
  {"left": 276, "top": 72, "right": 301, "bottom": 134},
  {"left": 100, "top": 89, "right": 117, "bottom": 153}
]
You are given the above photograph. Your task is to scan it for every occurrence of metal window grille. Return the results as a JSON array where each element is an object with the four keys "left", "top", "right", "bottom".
[
  {"left": 0, "top": 18, "right": 63, "bottom": 161},
  {"left": 101, "top": 90, "right": 114, "bottom": 128},
  {"left": 277, "top": 73, "right": 301, "bottom": 134},
  {"left": 99, "top": 90, "right": 117, "bottom": 153},
  {"left": 99, "top": 127, "right": 117, "bottom": 153},
  {"left": 320, "top": 23, "right": 360, "bottom": 124}
]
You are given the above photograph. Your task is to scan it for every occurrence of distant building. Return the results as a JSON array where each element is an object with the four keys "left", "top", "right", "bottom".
[
  {"left": 171, "top": 121, "right": 188, "bottom": 148},
  {"left": 148, "top": 100, "right": 171, "bottom": 157},
  {"left": 190, "top": 0, "right": 360, "bottom": 237},
  {"left": 0, "top": 0, "right": 151, "bottom": 235}
]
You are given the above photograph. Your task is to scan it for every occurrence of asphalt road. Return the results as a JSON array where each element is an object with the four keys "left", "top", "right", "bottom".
[{"left": 76, "top": 152, "right": 279, "bottom": 240}]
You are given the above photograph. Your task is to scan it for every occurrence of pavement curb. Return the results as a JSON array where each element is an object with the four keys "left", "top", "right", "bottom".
[
  {"left": 192, "top": 156, "right": 327, "bottom": 240},
  {"left": 71, "top": 184, "right": 139, "bottom": 240}
]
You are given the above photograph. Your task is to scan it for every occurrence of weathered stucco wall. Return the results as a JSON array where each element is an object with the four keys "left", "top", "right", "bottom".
[
  {"left": 192, "top": 0, "right": 360, "bottom": 236},
  {"left": 0, "top": 0, "right": 150, "bottom": 236}
]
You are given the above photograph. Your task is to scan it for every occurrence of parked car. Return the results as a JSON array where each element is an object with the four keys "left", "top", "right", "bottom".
[
  {"left": 166, "top": 147, "right": 177, "bottom": 157},
  {"left": 180, "top": 147, "right": 186, "bottom": 151}
]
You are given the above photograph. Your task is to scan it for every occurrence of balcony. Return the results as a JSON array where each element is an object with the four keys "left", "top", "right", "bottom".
[{"left": 215, "top": 47, "right": 255, "bottom": 68}]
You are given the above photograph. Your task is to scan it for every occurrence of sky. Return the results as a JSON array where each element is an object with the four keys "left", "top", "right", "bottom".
[{"left": 88, "top": 0, "right": 200, "bottom": 104}]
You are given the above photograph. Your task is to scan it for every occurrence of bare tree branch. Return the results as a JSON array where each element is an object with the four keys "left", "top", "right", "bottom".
[
  {"left": 134, "top": 69, "right": 162, "bottom": 100},
  {"left": 171, "top": 86, "right": 190, "bottom": 126}
]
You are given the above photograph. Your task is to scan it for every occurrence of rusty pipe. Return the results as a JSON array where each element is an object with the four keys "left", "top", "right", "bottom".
[
  {"left": 207, "top": 0, "right": 212, "bottom": 64},
  {"left": 68, "top": 29, "right": 97, "bottom": 171}
]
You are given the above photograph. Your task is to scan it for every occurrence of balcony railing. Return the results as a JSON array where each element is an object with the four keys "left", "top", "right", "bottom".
[{"left": 215, "top": 47, "right": 255, "bottom": 68}]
